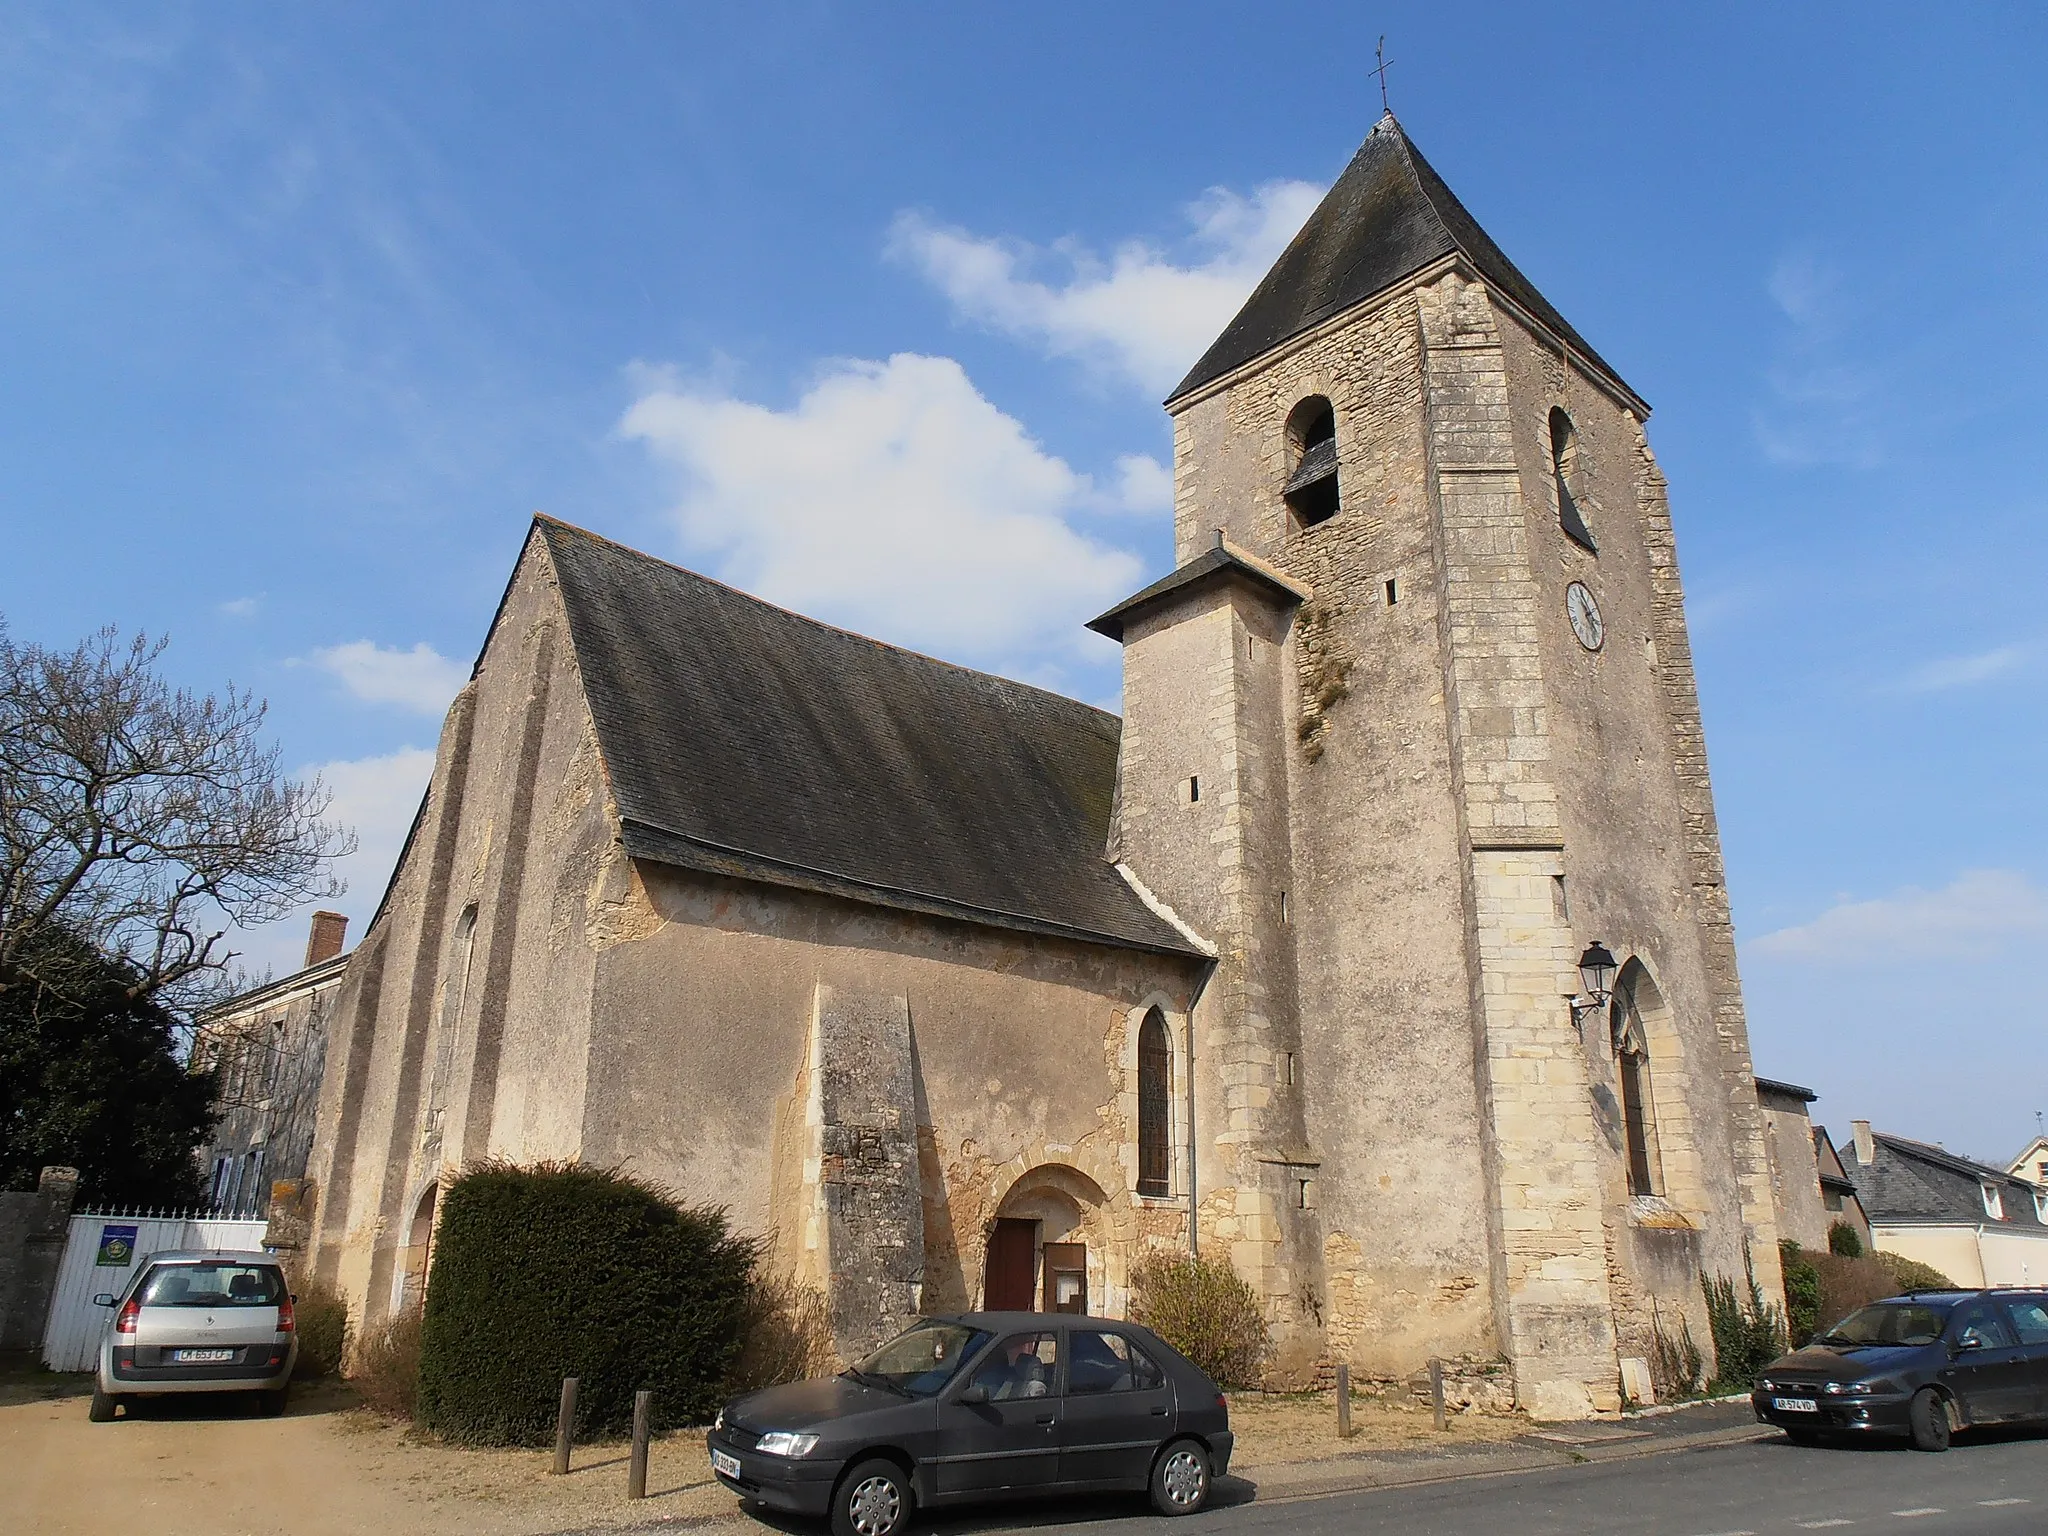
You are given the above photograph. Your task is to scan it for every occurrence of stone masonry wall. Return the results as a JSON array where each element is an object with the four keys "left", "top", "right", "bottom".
[{"left": 1163, "top": 276, "right": 1503, "bottom": 1381}]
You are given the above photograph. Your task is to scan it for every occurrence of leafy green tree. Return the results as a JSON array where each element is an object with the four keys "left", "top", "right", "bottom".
[{"left": 0, "top": 929, "right": 218, "bottom": 1204}]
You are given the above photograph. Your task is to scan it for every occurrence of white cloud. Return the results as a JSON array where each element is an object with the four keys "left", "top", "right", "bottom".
[
  {"left": 1109, "top": 453, "right": 1173, "bottom": 515},
  {"left": 1751, "top": 869, "right": 2048, "bottom": 962},
  {"left": 1754, "top": 246, "right": 1884, "bottom": 469},
  {"left": 888, "top": 179, "right": 1324, "bottom": 395},
  {"left": 311, "top": 639, "right": 467, "bottom": 714},
  {"left": 619, "top": 353, "right": 1145, "bottom": 669},
  {"left": 217, "top": 595, "right": 262, "bottom": 619},
  {"left": 1899, "top": 643, "right": 2034, "bottom": 693},
  {"left": 228, "top": 746, "right": 435, "bottom": 980}
]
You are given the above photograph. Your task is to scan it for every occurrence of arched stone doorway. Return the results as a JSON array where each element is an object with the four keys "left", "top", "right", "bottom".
[
  {"left": 390, "top": 1181, "right": 439, "bottom": 1316},
  {"left": 981, "top": 1163, "right": 1124, "bottom": 1315}
]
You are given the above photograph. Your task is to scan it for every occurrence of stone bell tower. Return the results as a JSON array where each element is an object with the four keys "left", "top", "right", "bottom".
[{"left": 1100, "top": 114, "right": 1781, "bottom": 1415}]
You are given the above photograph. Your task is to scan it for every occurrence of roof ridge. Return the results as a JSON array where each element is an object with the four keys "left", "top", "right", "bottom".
[
  {"left": 533, "top": 515, "right": 1121, "bottom": 727},
  {"left": 1875, "top": 1131, "right": 2016, "bottom": 1183}
]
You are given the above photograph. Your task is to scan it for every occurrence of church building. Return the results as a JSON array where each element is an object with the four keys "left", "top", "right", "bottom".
[{"left": 300, "top": 116, "right": 1781, "bottom": 1419}]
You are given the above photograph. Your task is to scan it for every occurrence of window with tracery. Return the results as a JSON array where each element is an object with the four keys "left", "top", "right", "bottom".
[{"left": 1137, "top": 1008, "right": 1171, "bottom": 1196}]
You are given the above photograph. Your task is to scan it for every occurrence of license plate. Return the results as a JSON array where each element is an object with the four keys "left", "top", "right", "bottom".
[
  {"left": 1773, "top": 1396, "right": 1818, "bottom": 1413},
  {"left": 174, "top": 1348, "right": 235, "bottom": 1363},
  {"left": 711, "top": 1449, "right": 741, "bottom": 1479}
]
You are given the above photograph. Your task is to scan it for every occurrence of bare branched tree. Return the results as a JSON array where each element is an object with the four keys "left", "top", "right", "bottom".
[{"left": 0, "top": 620, "right": 355, "bottom": 1021}]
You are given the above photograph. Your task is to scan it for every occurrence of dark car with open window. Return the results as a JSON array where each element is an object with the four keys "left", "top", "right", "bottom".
[
  {"left": 707, "top": 1313, "right": 1232, "bottom": 1536},
  {"left": 1753, "top": 1289, "right": 2048, "bottom": 1450}
]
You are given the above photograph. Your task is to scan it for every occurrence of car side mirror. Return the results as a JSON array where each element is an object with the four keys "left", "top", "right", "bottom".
[
  {"left": 1954, "top": 1335, "right": 1983, "bottom": 1353},
  {"left": 958, "top": 1384, "right": 989, "bottom": 1406},
  {"left": 92, "top": 1294, "right": 116, "bottom": 1307}
]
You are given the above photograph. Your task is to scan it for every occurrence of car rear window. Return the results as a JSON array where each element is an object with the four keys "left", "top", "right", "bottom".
[{"left": 139, "top": 1263, "right": 284, "bottom": 1307}]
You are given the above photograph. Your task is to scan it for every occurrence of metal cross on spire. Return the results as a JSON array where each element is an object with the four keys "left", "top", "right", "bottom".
[{"left": 1370, "top": 35, "right": 1394, "bottom": 116}]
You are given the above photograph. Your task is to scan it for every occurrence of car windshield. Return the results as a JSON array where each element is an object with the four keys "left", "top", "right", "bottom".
[
  {"left": 139, "top": 1263, "right": 284, "bottom": 1308},
  {"left": 848, "top": 1321, "right": 991, "bottom": 1398},
  {"left": 1817, "top": 1302, "right": 1952, "bottom": 1347}
]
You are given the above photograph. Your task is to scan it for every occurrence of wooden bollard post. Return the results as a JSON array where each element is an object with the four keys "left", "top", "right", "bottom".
[
  {"left": 553, "top": 1377, "right": 579, "bottom": 1475},
  {"left": 1335, "top": 1362, "right": 1352, "bottom": 1439},
  {"left": 628, "top": 1390, "right": 652, "bottom": 1500},
  {"left": 1429, "top": 1358, "right": 1447, "bottom": 1432}
]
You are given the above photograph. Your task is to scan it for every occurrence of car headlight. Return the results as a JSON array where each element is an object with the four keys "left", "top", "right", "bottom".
[
  {"left": 1849, "top": 1379, "right": 1895, "bottom": 1395},
  {"left": 754, "top": 1431, "right": 820, "bottom": 1458},
  {"left": 1824, "top": 1381, "right": 1849, "bottom": 1394},
  {"left": 714, "top": 1409, "right": 724, "bottom": 1431},
  {"left": 1758, "top": 1379, "right": 1776, "bottom": 1393}
]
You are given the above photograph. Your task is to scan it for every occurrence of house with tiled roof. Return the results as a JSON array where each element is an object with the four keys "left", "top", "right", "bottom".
[{"left": 1841, "top": 1123, "right": 2048, "bottom": 1287}]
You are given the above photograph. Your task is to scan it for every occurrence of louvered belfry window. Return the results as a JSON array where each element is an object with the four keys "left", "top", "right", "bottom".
[
  {"left": 1550, "top": 407, "right": 1597, "bottom": 552},
  {"left": 1137, "top": 1008, "right": 1171, "bottom": 1196},
  {"left": 1284, "top": 397, "right": 1340, "bottom": 527}
]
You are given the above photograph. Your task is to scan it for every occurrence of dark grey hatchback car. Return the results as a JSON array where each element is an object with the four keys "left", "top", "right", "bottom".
[
  {"left": 1753, "top": 1289, "right": 2048, "bottom": 1450},
  {"left": 707, "top": 1313, "right": 1233, "bottom": 1536}
]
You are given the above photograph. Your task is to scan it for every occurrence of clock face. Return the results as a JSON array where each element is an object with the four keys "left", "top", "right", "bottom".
[{"left": 1566, "top": 581, "right": 1604, "bottom": 652}]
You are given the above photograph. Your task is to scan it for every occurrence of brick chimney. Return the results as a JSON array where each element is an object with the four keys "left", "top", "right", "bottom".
[
  {"left": 1852, "top": 1120, "right": 1875, "bottom": 1168},
  {"left": 304, "top": 910, "right": 349, "bottom": 967}
]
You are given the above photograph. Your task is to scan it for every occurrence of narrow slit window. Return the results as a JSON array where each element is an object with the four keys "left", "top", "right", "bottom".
[
  {"left": 1188, "top": 775, "right": 1200, "bottom": 803},
  {"left": 1550, "top": 407, "right": 1597, "bottom": 552},
  {"left": 1137, "top": 1008, "right": 1171, "bottom": 1197},
  {"left": 1284, "top": 397, "right": 1340, "bottom": 527},
  {"left": 1385, "top": 578, "right": 1398, "bottom": 605}
]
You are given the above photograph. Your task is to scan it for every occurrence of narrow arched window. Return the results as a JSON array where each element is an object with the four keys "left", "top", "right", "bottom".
[
  {"left": 1284, "top": 396, "right": 1340, "bottom": 527},
  {"left": 1611, "top": 968, "right": 1659, "bottom": 1196},
  {"left": 1550, "top": 407, "right": 1596, "bottom": 552},
  {"left": 1137, "top": 1008, "right": 1171, "bottom": 1196}
]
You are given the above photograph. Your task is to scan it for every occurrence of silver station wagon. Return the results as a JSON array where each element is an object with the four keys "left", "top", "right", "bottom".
[{"left": 91, "top": 1249, "right": 298, "bottom": 1421}]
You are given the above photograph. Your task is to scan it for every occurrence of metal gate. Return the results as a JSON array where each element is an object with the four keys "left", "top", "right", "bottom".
[{"left": 41, "top": 1210, "right": 270, "bottom": 1371}]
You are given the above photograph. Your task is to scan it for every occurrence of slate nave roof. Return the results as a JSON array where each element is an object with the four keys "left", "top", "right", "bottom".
[{"left": 521, "top": 517, "right": 1200, "bottom": 959}]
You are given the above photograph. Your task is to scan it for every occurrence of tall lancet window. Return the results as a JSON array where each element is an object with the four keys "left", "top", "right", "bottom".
[
  {"left": 1611, "top": 965, "right": 1661, "bottom": 1197},
  {"left": 1284, "top": 396, "right": 1340, "bottom": 527},
  {"left": 1137, "top": 1008, "right": 1172, "bottom": 1196},
  {"left": 1550, "top": 408, "right": 1597, "bottom": 551}
]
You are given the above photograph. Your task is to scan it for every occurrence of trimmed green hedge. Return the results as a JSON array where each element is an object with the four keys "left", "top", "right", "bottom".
[{"left": 416, "top": 1160, "right": 755, "bottom": 1445}]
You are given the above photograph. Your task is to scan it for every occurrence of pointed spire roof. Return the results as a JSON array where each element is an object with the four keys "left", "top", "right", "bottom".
[{"left": 1167, "top": 115, "right": 1636, "bottom": 408}]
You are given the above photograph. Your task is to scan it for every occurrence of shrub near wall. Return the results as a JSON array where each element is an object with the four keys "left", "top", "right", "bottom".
[{"left": 416, "top": 1161, "right": 755, "bottom": 1445}]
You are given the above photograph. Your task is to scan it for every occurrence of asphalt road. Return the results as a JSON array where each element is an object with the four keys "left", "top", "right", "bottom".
[{"left": 891, "top": 1431, "right": 2048, "bottom": 1536}]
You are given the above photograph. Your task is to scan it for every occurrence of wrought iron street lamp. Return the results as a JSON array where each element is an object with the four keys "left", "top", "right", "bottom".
[{"left": 1569, "top": 940, "right": 1619, "bottom": 1031}]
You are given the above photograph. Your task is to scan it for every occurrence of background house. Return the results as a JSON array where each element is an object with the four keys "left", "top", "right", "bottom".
[
  {"left": 189, "top": 913, "right": 349, "bottom": 1216},
  {"left": 1841, "top": 1124, "right": 2048, "bottom": 1288},
  {"left": 1754, "top": 1076, "right": 1870, "bottom": 1254}
]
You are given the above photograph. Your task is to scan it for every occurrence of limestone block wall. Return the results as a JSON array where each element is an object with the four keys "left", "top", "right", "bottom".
[
  {"left": 1487, "top": 300, "right": 1782, "bottom": 1352},
  {"left": 1758, "top": 1089, "right": 1831, "bottom": 1252},
  {"left": 1163, "top": 276, "right": 1504, "bottom": 1380},
  {"left": 306, "top": 539, "right": 610, "bottom": 1328},
  {"left": 579, "top": 861, "right": 1204, "bottom": 1327}
]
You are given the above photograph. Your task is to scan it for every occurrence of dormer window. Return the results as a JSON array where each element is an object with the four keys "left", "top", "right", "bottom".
[
  {"left": 2035, "top": 1188, "right": 2048, "bottom": 1223},
  {"left": 1982, "top": 1182, "right": 2005, "bottom": 1220},
  {"left": 1550, "top": 407, "right": 1596, "bottom": 552},
  {"left": 1284, "top": 397, "right": 1340, "bottom": 527}
]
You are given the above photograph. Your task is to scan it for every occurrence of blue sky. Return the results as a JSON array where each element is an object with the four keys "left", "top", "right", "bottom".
[{"left": 2, "top": 3, "right": 2043, "bottom": 1163}]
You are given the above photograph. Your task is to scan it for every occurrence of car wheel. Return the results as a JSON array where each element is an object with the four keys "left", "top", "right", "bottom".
[
  {"left": 88, "top": 1388, "right": 119, "bottom": 1423},
  {"left": 1908, "top": 1388, "right": 1952, "bottom": 1452},
  {"left": 1150, "top": 1439, "right": 1212, "bottom": 1517},
  {"left": 832, "top": 1458, "right": 912, "bottom": 1536}
]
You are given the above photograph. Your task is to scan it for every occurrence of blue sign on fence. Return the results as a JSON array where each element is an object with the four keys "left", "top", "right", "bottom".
[{"left": 95, "top": 1224, "right": 138, "bottom": 1267}]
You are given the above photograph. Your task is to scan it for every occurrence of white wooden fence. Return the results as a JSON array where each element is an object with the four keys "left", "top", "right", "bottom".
[{"left": 41, "top": 1210, "right": 270, "bottom": 1371}]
